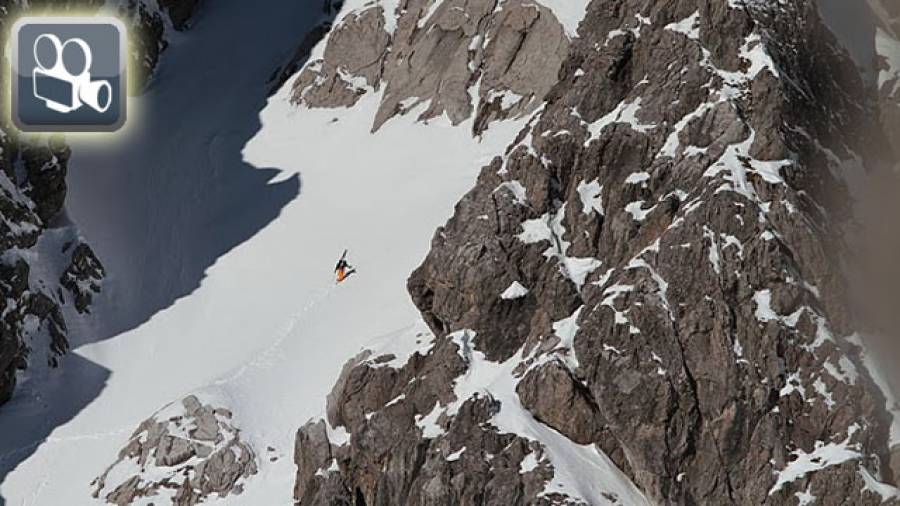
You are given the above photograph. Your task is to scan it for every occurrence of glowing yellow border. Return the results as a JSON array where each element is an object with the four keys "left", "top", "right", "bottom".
[{"left": 2, "top": 7, "right": 144, "bottom": 144}]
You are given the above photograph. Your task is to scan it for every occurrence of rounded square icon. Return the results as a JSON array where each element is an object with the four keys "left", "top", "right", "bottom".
[{"left": 11, "top": 16, "right": 127, "bottom": 132}]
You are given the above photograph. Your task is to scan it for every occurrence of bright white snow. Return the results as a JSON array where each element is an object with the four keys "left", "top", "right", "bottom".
[
  {"left": 533, "top": 0, "right": 591, "bottom": 39},
  {"left": 501, "top": 281, "right": 530, "bottom": 300},
  {"left": 665, "top": 11, "right": 700, "bottom": 40},
  {"left": 576, "top": 179, "right": 604, "bottom": 216},
  {"left": 876, "top": 27, "right": 900, "bottom": 91},
  {"left": 769, "top": 426, "right": 862, "bottom": 495}
]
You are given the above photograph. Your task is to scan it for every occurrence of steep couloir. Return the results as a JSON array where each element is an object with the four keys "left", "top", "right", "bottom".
[{"left": 0, "top": 0, "right": 203, "bottom": 407}]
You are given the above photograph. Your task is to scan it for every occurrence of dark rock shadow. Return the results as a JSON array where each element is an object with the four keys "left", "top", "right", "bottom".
[{"left": 0, "top": 354, "right": 109, "bottom": 497}]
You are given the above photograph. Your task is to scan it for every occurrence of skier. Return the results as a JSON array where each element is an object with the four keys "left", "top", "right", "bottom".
[{"left": 335, "top": 249, "right": 356, "bottom": 283}]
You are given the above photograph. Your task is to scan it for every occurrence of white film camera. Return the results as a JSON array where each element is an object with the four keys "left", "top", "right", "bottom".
[{"left": 32, "top": 33, "right": 112, "bottom": 114}]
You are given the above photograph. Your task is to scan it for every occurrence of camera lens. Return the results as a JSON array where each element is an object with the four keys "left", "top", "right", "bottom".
[
  {"left": 61, "top": 39, "right": 91, "bottom": 76},
  {"left": 33, "top": 34, "right": 59, "bottom": 70},
  {"left": 96, "top": 82, "right": 111, "bottom": 111}
]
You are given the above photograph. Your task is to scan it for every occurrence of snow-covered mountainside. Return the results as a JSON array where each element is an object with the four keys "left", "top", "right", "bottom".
[
  {"left": 294, "top": 0, "right": 900, "bottom": 504},
  {"left": 0, "top": 0, "right": 898, "bottom": 505}
]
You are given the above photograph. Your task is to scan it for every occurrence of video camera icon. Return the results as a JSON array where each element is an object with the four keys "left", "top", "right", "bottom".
[
  {"left": 11, "top": 17, "right": 126, "bottom": 132},
  {"left": 32, "top": 33, "right": 112, "bottom": 114}
]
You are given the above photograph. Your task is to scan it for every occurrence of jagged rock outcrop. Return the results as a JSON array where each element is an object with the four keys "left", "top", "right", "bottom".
[
  {"left": 92, "top": 395, "right": 258, "bottom": 505},
  {"left": 269, "top": 0, "right": 342, "bottom": 94},
  {"left": 0, "top": 128, "right": 104, "bottom": 404},
  {"left": 291, "top": 0, "right": 571, "bottom": 133},
  {"left": 293, "top": 337, "right": 593, "bottom": 505},
  {"left": 60, "top": 242, "right": 106, "bottom": 314},
  {"left": 294, "top": 0, "right": 900, "bottom": 504}
]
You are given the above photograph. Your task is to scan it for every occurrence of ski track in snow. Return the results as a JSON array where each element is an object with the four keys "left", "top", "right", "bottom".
[
  {"left": 1, "top": 285, "right": 338, "bottom": 474},
  {"left": 210, "top": 283, "right": 337, "bottom": 387}
]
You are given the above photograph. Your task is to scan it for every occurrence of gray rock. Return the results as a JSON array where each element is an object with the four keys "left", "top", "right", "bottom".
[
  {"left": 60, "top": 243, "right": 105, "bottom": 314},
  {"left": 516, "top": 360, "right": 604, "bottom": 445},
  {"left": 93, "top": 395, "right": 258, "bottom": 505},
  {"left": 156, "top": 436, "right": 196, "bottom": 467},
  {"left": 291, "top": 0, "right": 571, "bottom": 133}
]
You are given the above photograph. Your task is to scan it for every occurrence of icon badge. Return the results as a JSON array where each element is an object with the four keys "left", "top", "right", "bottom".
[{"left": 11, "top": 17, "right": 126, "bottom": 132}]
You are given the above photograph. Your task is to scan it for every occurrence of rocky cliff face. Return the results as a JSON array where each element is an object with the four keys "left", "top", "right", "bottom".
[
  {"left": 293, "top": 0, "right": 900, "bottom": 504},
  {"left": 291, "top": 0, "right": 572, "bottom": 133},
  {"left": 0, "top": 0, "right": 204, "bottom": 407},
  {"left": 0, "top": 132, "right": 102, "bottom": 405}
]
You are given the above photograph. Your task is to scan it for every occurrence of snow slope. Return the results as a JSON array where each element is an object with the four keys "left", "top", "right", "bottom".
[{"left": 0, "top": 0, "right": 531, "bottom": 504}]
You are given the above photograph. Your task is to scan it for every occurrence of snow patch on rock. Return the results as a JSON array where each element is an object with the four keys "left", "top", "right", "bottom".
[{"left": 501, "top": 281, "right": 530, "bottom": 300}]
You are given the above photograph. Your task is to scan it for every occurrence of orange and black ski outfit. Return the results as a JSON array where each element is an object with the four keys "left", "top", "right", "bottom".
[{"left": 335, "top": 250, "right": 356, "bottom": 283}]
